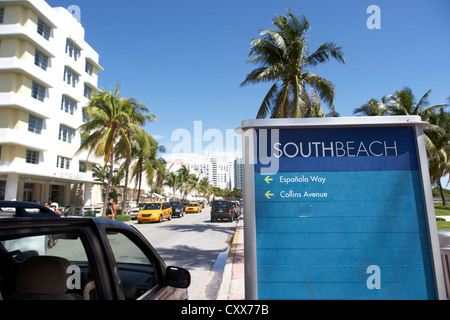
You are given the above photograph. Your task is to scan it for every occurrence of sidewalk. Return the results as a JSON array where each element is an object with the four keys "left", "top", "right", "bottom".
[{"left": 217, "top": 217, "right": 245, "bottom": 300}]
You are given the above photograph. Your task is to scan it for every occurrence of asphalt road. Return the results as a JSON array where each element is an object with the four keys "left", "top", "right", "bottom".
[{"left": 130, "top": 206, "right": 238, "bottom": 300}]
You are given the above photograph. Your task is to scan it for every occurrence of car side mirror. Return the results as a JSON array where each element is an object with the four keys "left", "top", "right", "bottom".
[{"left": 166, "top": 266, "right": 191, "bottom": 288}]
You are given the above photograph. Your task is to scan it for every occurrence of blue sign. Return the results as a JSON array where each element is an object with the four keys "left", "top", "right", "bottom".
[{"left": 244, "top": 123, "right": 442, "bottom": 300}]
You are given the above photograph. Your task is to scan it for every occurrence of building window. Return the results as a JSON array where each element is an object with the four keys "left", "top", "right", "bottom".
[
  {"left": 79, "top": 161, "right": 86, "bottom": 173},
  {"left": 0, "top": 8, "right": 5, "bottom": 24},
  {"left": 63, "top": 67, "right": 79, "bottom": 88},
  {"left": 26, "top": 149, "right": 39, "bottom": 164},
  {"left": 34, "top": 49, "right": 48, "bottom": 71},
  {"left": 58, "top": 125, "right": 74, "bottom": 143},
  {"left": 0, "top": 180, "right": 5, "bottom": 200},
  {"left": 31, "top": 81, "right": 45, "bottom": 101},
  {"left": 65, "top": 39, "right": 80, "bottom": 61},
  {"left": 28, "top": 115, "right": 43, "bottom": 134},
  {"left": 85, "top": 61, "right": 93, "bottom": 75},
  {"left": 84, "top": 85, "right": 92, "bottom": 98},
  {"left": 37, "top": 19, "right": 51, "bottom": 40},
  {"left": 82, "top": 107, "right": 90, "bottom": 123},
  {"left": 57, "top": 156, "right": 71, "bottom": 169},
  {"left": 61, "top": 95, "right": 77, "bottom": 115}
]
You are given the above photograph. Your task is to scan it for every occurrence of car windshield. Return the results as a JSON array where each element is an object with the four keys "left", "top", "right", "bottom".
[
  {"left": 187, "top": 204, "right": 196, "bottom": 207},
  {"left": 170, "top": 202, "right": 181, "bottom": 207},
  {"left": 143, "top": 203, "right": 161, "bottom": 210}
]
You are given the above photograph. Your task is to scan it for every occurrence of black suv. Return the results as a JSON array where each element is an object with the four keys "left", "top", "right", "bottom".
[
  {"left": 210, "top": 200, "right": 238, "bottom": 222},
  {"left": 169, "top": 201, "right": 184, "bottom": 218},
  {"left": 0, "top": 201, "right": 190, "bottom": 300}
]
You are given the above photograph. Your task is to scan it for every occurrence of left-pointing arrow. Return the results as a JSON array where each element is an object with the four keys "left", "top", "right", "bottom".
[
  {"left": 264, "top": 176, "right": 273, "bottom": 184},
  {"left": 265, "top": 191, "right": 274, "bottom": 199}
]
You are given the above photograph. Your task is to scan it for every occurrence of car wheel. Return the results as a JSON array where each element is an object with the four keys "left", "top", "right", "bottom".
[
  {"left": 168, "top": 213, "right": 172, "bottom": 221},
  {"left": 159, "top": 215, "right": 163, "bottom": 223}
]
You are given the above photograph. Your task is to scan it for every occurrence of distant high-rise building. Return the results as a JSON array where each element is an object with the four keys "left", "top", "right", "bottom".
[
  {"left": 233, "top": 157, "right": 243, "bottom": 189},
  {"left": 0, "top": 0, "right": 103, "bottom": 206}
]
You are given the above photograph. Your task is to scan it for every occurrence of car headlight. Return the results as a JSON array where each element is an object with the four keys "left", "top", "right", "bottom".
[
  {"left": 152, "top": 213, "right": 159, "bottom": 217},
  {"left": 176, "top": 208, "right": 180, "bottom": 212}
]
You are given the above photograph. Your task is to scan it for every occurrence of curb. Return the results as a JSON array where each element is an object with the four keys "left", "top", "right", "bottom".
[{"left": 217, "top": 217, "right": 244, "bottom": 300}]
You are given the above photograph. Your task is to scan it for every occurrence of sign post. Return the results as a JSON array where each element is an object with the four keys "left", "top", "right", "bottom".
[{"left": 237, "top": 116, "right": 446, "bottom": 300}]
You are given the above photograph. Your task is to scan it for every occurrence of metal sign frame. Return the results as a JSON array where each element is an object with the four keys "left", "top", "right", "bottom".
[{"left": 237, "top": 116, "right": 446, "bottom": 300}]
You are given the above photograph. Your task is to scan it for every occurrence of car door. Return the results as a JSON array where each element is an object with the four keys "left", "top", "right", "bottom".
[
  {"left": 163, "top": 202, "right": 169, "bottom": 219},
  {"left": 99, "top": 226, "right": 188, "bottom": 300},
  {"left": 0, "top": 222, "right": 116, "bottom": 300}
]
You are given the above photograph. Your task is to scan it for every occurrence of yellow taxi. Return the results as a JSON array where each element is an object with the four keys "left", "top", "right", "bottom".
[
  {"left": 137, "top": 201, "right": 172, "bottom": 223},
  {"left": 185, "top": 202, "right": 202, "bottom": 213}
]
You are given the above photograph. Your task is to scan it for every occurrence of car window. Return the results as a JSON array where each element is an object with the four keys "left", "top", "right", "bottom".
[
  {"left": 2, "top": 233, "right": 88, "bottom": 262},
  {"left": 0, "top": 231, "right": 92, "bottom": 300},
  {"left": 213, "top": 201, "right": 229, "bottom": 208},
  {"left": 105, "top": 230, "right": 157, "bottom": 300},
  {"left": 143, "top": 203, "right": 161, "bottom": 210}
]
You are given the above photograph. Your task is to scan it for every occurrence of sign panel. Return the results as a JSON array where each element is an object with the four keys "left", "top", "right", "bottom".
[{"left": 238, "top": 117, "right": 445, "bottom": 300}]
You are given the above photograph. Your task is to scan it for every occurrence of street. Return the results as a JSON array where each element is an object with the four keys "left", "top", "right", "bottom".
[{"left": 130, "top": 206, "right": 238, "bottom": 300}]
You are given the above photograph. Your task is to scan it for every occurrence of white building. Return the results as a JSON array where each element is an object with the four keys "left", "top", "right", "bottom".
[
  {"left": 233, "top": 157, "right": 243, "bottom": 189},
  {"left": 168, "top": 155, "right": 236, "bottom": 192},
  {"left": 0, "top": 0, "right": 103, "bottom": 206}
]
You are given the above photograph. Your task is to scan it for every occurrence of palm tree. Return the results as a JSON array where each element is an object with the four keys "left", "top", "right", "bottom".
[
  {"left": 165, "top": 171, "right": 181, "bottom": 200},
  {"left": 386, "top": 88, "right": 445, "bottom": 120},
  {"left": 187, "top": 174, "right": 199, "bottom": 199},
  {"left": 116, "top": 98, "right": 156, "bottom": 213},
  {"left": 77, "top": 83, "right": 145, "bottom": 216},
  {"left": 130, "top": 135, "right": 162, "bottom": 203},
  {"left": 198, "top": 177, "right": 211, "bottom": 199},
  {"left": 177, "top": 165, "right": 191, "bottom": 201},
  {"left": 353, "top": 97, "right": 390, "bottom": 116},
  {"left": 426, "top": 105, "right": 450, "bottom": 205},
  {"left": 241, "top": 9, "right": 345, "bottom": 118}
]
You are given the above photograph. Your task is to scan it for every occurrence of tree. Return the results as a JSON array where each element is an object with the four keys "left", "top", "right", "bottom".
[
  {"left": 77, "top": 83, "right": 147, "bottom": 216},
  {"left": 386, "top": 87, "right": 445, "bottom": 119},
  {"left": 130, "top": 137, "right": 163, "bottom": 204},
  {"left": 353, "top": 97, "right": 390, "bottom": 116},
  {"left": 176, "top": 165, "right": 191, "bottom": 201},
  {"left": 241, "top": 9, "right": 345, "bottom": 118},
  {"left": 426, "top": 105, "right": 450, "bottom": 205},
  {"left": 165, "top": 171, "right": 181, "bottom": 200},
  {"left": 116, "top": 98, "right": 156, "bottom": 213}
]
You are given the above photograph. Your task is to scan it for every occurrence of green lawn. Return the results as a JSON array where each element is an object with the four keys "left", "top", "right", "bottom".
[
  {"left": 435, "top": 203, "right": 450, "bottom": 216},
  {"left": 435, "top": 202, "right": 450, "bottom": 230}
]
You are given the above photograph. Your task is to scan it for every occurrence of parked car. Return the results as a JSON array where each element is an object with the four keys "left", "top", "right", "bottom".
[
  {"left": 231, "top": 201, "right": 242, "bottom": 216},
  {"left": 129, "top": 202, "right": 147, "bottom": 220},
  {"left": 169, "top": 201, "right": 184, "bottom": 218},
  {"left": 0, "top": 201, "right": 190, "bottom": 300},
  {"left": 185, "top": 202, "right": 202, "bottom": 214},
  {"left": 137, "top": 201, "right": 172, "bottom": 223},
  {"left": 210, "top": 200, "right": 238, "bottom": 222}
]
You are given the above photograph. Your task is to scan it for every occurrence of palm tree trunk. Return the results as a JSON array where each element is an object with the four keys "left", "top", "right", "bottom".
[
  {"left": 438, "top": 180, "right": 448, "bottom": 206},
  {"left": 102, "top": 153, "right": 115, "bottom": 217},
  {"left": 122, "top": 158, "right": 130, "bottom": 214},
  {"left": 137, "top": 164, "right": 142, "bottom": 203}
]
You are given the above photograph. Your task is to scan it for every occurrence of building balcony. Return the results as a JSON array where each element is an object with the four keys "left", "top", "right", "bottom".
[
  {"left": 0, "top": 128, "right": 48, "bottom": 151},
  {"left": 0, "top": 57, "right": 54, "bottom": 91},
  {"left": 0, "top": 160, "right": 95, "bottom": 183},
  {"left": 0, "top": 24, "right": 56, "bottom": 58},
  {"left": 0, "top": 92, "right": 53, "bottom": 119}
]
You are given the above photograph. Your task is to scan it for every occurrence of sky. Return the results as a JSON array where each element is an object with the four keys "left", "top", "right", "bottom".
[{"left": 47, "top": 0, "right": 450, "bottom": 164}]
